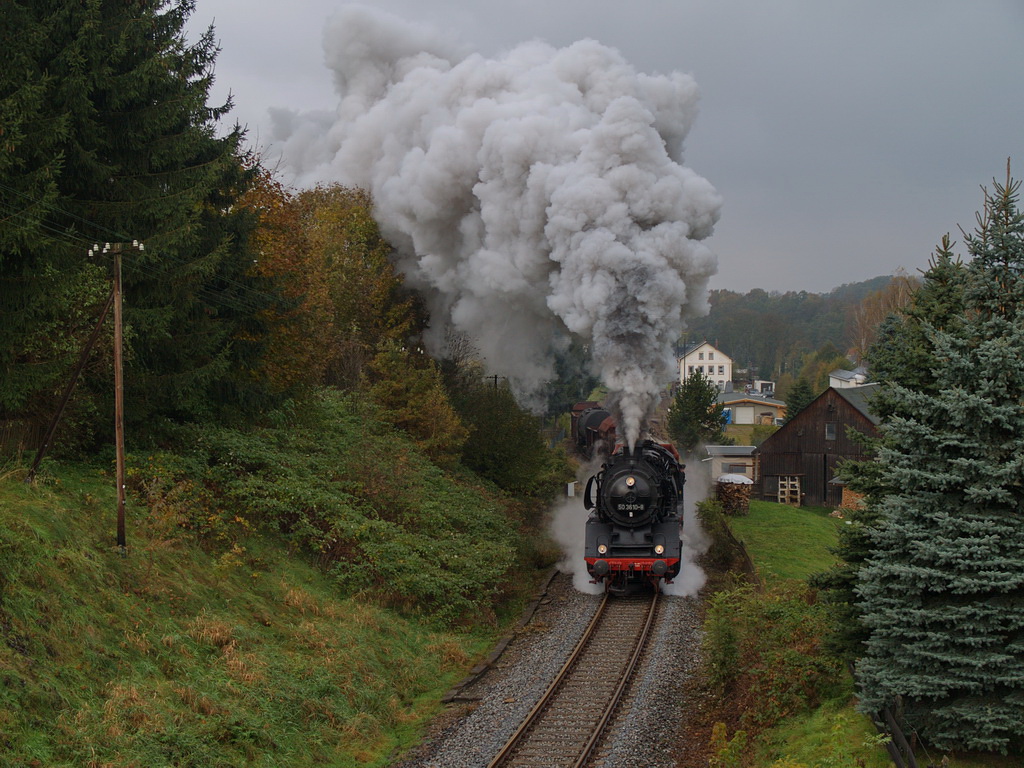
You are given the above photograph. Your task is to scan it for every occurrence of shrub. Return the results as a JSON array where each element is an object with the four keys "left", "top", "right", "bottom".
[
  {"left": 702, "top": 582, "right": 845, "bottom": 733},
  {"left": 130, "top": 389, "right": 523, "bottom": 627}
]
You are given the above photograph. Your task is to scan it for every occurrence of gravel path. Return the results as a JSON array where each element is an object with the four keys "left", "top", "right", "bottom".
[{"left": 393, "top": 570, "right": 705, "bottom": 768}]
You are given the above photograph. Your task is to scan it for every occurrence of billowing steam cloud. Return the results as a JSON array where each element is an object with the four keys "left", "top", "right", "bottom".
[{"left": 271, "top": 5, "right": 722, "bottom": 445}]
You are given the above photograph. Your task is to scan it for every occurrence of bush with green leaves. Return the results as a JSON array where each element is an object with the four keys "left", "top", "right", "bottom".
[
  {"left": 449, "top": 379, "right": 571, "bottom": 499},
  {"left": 132, "top": 390, "right": 524, "bottom": 627},
  {"left": 702, "top": 582, "right": 845, "bottom": 732}
]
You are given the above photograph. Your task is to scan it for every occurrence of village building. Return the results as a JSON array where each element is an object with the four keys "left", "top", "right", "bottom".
[
  {"left": 704, "top": 444, "right": 756, "bottom": 481},
  {"left": 753, "top": 383, "right": 879, "bottom": 507},
  {"left": 828, "top": 365, "right": 869, "bottom": 388},
  {"left": 717, "top": 391, "right": 787, "bottom": 426},
  {"left": 678, "top": 341, "right": 732, "bottom": 391}
]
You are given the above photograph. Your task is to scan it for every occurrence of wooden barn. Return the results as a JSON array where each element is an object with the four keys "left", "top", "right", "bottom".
[{"left": 753, "top": 384, "right": 880, "bottom": 508}]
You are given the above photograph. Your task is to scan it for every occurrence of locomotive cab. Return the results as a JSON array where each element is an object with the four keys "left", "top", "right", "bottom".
[{"left": 583, "top": 439, "right": 685, "bottom": 593}]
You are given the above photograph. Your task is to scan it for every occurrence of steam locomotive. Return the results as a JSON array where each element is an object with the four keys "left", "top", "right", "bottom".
[{"left": 582, "top": 437, "right": 685, "bottom": 593}]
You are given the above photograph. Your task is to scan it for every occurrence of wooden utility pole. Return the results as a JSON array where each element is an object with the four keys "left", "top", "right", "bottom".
[
  {"left": 105, "top": 241, "right": 143, "bottom": 554},
  {"left": 25, "top": 287, "right": 115, "bottom": 483},
  {"left": 112, "top": 243, "right": 126, "bottom": 552}
]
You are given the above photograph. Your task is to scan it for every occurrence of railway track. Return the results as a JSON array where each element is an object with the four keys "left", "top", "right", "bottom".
[{"left": 487, "top": 590, "right": 659, "bottom": 768}]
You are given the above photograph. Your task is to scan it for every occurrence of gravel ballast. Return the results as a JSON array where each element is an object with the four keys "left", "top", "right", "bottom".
[{"left": 393, "top": 570, "right": 705, "bottom": 767}]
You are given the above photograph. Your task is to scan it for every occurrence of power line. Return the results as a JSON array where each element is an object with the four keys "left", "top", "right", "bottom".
[{"left": 0, "top": 185, "right": 282, "bottom": 316}]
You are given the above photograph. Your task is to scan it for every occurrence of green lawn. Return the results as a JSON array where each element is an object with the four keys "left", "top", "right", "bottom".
[
  {"left": 716, "top": 499, "right": 890, "bottom": 768},
  {"left": 726, "top": 500, "right": 845, "bottom": 583}
]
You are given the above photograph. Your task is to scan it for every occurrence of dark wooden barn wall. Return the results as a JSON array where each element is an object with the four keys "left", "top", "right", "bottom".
[{"left": 757, "top": 390, "right": 876, "bottom": 507}]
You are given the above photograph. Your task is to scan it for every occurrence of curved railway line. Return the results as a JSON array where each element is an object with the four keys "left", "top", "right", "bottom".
[{"left": 487, "top": 590, "right": 660, "bottom": 768}]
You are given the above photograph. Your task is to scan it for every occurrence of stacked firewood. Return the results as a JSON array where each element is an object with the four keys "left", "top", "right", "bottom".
[{"left": 716, "top": 479, "right": 752, "bottom": 516}]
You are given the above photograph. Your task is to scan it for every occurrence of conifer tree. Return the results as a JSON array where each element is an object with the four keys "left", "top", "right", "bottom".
[
  {"left": 1, "top": 0, "right": 276, "bottom": 438},
  {"left": 667, "top": 369, "right": 726, "bottom": 453},
  {"left": 853, "top": 170, "right": 1024, "bottom": 753},
  {"left": 812, "top": 249, "right": 967, "bottom": 660},
  {"left": 782, "top": 377, "right": 814, "bottom": 424}
]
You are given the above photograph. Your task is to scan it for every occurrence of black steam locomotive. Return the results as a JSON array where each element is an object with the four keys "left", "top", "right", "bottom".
[{"left": 582, "top": 439, "right": 684, "bottom": 593}]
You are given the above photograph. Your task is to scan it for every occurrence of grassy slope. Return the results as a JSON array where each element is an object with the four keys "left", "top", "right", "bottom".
[
  {"left": 723, "top": 501, "right": 1017, "bottom": 768},
  {"left": 723, "top": 501, "right": 889, "bottom": 767},
  {"left": 0, "top": 391, "right": 550, "bottom": 767},
  {"left": 726, "top": 501, "right": 844, "bottom": 583}
]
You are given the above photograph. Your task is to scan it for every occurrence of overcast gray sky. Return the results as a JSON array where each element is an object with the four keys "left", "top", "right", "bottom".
[{"left": 188, "top": 0, "right": 1024, "bottom": 294}]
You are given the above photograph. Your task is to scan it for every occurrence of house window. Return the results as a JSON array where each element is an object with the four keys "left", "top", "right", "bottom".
[
  {"left": 688, "top": 365, "right": 694, "bottom": 375},
  {"left": 709, "top": 352, "right": 715, "bottom": 360},
  {"left": 825, "top": 422, "right": 836, "bottom": 441},
  {"left": 698, "top": 352, "right": 704, "bottom": 360},
  {"left": 718, "top": 365, "right": 725, "bottom": 375},
  {"left": 727, "top": 463, "right": 748, "bottom": 474},
  {"left": 778, "top": 476, "right": 801, "bottom": 505}
]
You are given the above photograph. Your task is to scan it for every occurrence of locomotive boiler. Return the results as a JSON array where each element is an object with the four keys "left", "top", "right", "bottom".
[{"left": 582, "top": 439, "right": 684, "bottom": 593}]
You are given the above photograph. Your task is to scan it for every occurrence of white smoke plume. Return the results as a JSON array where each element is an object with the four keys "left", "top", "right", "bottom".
[
  {"left": 272, "top": 5, "right": 722, "bottom": 446},
  {"left": 550, "top": 495, "right": 605, "bottom": 595},
  {"left": 661, "top": 447, "right": 711, "bottom": 597}
]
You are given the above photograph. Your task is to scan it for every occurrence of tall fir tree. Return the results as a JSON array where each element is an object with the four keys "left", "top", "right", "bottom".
[
  {"left": 1, "top": 0, "right": 278, "bottom": 443},
  {"left": 812, "top": 247, "right": 967, "bottom": 660},
  {"left": 782, "top": 377, "right": 814, "bottom": 424},
  {"left": 853, "top": 171, "right": 1024, "bottom": 753}
]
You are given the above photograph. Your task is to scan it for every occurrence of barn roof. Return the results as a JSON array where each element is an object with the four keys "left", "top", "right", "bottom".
[{"left": 833, "top": 383, "right": 881, "bottom": 425}]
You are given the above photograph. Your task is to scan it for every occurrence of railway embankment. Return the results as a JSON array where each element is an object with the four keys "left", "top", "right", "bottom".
[{"left": 0, "top": 391, "right": 559, "bottom": 768}]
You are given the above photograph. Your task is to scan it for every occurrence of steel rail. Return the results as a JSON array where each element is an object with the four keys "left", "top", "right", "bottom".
[
  {"left": 577, "top": 589, "right": 659, "bottom": 763},
  {"left": 487, "top": 590, "right": 659, "bottom": 768}
]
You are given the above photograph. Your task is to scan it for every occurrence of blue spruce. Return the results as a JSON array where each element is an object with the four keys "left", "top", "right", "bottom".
[{"left": 856, "top": 169, "right": 1024, "bottom": 753}]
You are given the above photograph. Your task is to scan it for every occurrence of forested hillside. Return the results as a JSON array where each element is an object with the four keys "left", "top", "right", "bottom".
[
  {"left": 681, "top": 274, "right": 912, "bottom": 395},
  {"left": 683, "top": 278, "right": 890, "bottom": 377},
  {"left": 0, "top": 5, "right": 570, "bottom": 764}
]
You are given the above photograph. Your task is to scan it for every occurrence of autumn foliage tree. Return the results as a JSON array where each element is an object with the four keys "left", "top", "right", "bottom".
[
  {"left": 296, "top": 186, "right": 422, "bottom": 388},
  {"left": 365, "top": 343, "right": 467, "bottom": 468},
  {"left": 847, "top": 269, "right": 920, "bottom": 362},
  {"left": 235, "top": 179, "right": 424, "bottom": 394},
  {"left": 237, "top": 169, "right": 333, "bottom": 393}
]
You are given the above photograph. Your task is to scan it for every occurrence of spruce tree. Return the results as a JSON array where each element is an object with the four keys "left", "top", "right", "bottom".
[
  {"left": 782, "top": 377, "right": 814, "bottom": 423},
  {"left": 812, "top": 249, "right": 967, "bottom": 660},
  {"left": 853, "top": 171, "right": 1024, "bottom": 753},
  {"left": 667, "top": 369, "right": 726, "bottom": 453},
  {"left": 1, "top": 0, "right": 276, "bottom": 440}
]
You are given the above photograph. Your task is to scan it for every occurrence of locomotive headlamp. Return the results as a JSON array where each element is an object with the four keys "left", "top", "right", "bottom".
[
  {"left": 654, "top": 544, "right": 665, "bottom": 555},
  {"left": 626, "top": 476, "right": 636, "bottom": 488},
  {"left": 597, "top": 544, "right": 609, "bottom": 555}
]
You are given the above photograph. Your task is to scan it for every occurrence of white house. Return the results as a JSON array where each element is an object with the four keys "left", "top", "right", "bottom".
[
  {"left": 829, "top": 366, "right": 868, "bottom": 389},
  {"left": 678, "top": 341, "right": 733, "bottom": 391}
]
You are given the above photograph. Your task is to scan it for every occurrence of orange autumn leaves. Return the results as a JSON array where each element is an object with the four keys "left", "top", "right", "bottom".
[{"left": 239, "top": 172, "right": 420, "bottom": 393}]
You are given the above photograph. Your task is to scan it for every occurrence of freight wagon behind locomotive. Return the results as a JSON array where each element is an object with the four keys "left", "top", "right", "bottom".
[
  {"left": 582, "top": 437, "right": 685, "bottom": 593},
  {"left": 570, "top": 401, "right": 616, "bottom": 458}
]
